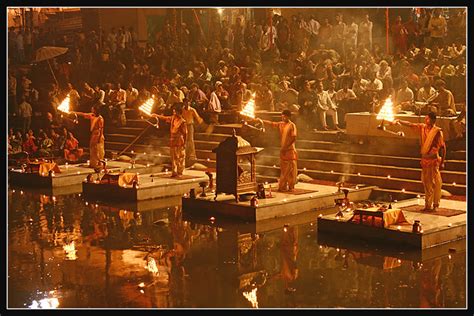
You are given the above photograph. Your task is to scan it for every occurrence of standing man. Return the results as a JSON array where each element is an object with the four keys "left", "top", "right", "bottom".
[
  {"left": 358, "top": 14, "right": 373, "bottom": 50},
  {"left": 152, "top": 103, "right": 188, "bottom": 178},
  {"left": 73, "top": 105, "right": 105, "bottom": 170},
  {"left": 261, "top": 110, "right": 298, "bottom": 192},
  {"left": 182, "top": 99, "right": 203, "bottom": 167},
  {"left": 394, "top": 112, "right": 446, "bottom": 211}
]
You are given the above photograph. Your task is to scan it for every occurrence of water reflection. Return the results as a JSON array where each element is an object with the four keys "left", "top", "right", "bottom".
[{"left": 8, "top": 188, "right": 466, "bottom": 308}]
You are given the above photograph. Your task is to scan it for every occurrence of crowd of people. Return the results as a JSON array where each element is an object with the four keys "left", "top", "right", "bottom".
[{"left": 8, "top": 8, "right": 466, "bottom": 164}]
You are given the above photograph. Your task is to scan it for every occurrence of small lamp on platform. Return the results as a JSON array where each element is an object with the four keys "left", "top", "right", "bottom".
[
  {"left": 250, "top": 195, "right": 259, "bottom": 207},
  {"left": 412, "top": 220, "right": 422, "bottom": 233},
  {"left": 86, "top": 174, "right": 94, "bottom": 183},
  {"left": 205, "top": 171, "right": 214, "bottom": 190},
  {"left": 199, "top": 181, "right": 208, "bottom": 197}
]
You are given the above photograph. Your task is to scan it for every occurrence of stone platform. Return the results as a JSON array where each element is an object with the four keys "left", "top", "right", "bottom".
[
  {"left": 317, "top": 198, "right": 466, "bottom": 249},
  {"left": 83, "top": 169, "right": 209, "bottom": 201},
  {"left": 8, "top": 161, "right": 163, "bottom": 189},
  {"left": 182, "top": 182, "right": 375, "bottom": 221},
  {"left": 345, "top": 112, "right": 458, "bottom": 142}
]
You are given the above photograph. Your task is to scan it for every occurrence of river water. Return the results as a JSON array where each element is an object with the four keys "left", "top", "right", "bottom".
[{"left": 7, "top": 188, "right": 466, "bottom": 309}]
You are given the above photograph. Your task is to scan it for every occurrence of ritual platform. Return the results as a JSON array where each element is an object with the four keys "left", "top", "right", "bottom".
[
  {"left": 345, "top": 111, "right": 459, "bottom": 144},
  {"left": 317, "top": 198, "right": 466, "bottom": 249},
  {"left": 82, "top": 169, "right": 209, "bottom": 201},
  {"left": 182, "top": 182, "right": 375, "bottom": 221},
  {"left": 8, "top": 160, "right": 164, "bottom": 189}
]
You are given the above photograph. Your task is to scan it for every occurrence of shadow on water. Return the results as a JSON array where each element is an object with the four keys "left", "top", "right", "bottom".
[{"left": 7, "top": 187, "right": 466, "bottom": 309}]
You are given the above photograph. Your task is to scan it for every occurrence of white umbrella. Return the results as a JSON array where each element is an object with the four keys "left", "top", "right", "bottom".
[{"left": 33, "top": 46, "right": 69, "bottom": 85}]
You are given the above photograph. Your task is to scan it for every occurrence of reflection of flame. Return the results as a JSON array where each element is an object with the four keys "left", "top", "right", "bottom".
[
  {"left": 240, "top": 93, "right": 256, "bottom": 119},
  {"left": 57, "top": 95, "right": 71, "bottom": 114},
  {"left": 29, "top": 297, "right": 60, "bottom": 309},
  {"left": 145, "top": 257, "right": 159, "bottom": 275},
  {"left": 376, "top": 97, "right": 395, "bottom": 122},
  {"left": 243, "top": 288, "right": 259, "bottom": 308},
  {"left": 139, "top": 97, "right": 155, "bottom": 116},
  {"left": 63, "top": 241, "right": 78, "bottom": 260}
]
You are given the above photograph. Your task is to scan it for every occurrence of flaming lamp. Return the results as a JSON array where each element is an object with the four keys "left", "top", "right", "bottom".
[
  {"left": 139, "top": 97, "right": 159, "bottom": 128},
  {"left": 57, "top": 94, "right": 78, "bottom": 124},
  {"left": 376, "top": 97, "right": 405, "bottom": 137}
]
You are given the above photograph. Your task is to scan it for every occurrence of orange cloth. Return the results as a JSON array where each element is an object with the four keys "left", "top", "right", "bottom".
[
  {"left": 381, "top": 208, "right": 411, "bottom": 228},
  {"left": 118, "top": 173, "right": 139, "bottom": 187},
  {"left": 38, "top": 162, "right": 61, "bottom": 176},
  {"left": 267, "top": 120, "right": 298, "bottom": 160}
]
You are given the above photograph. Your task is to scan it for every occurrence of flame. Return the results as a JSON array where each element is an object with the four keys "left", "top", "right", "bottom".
[
  {"left": 243, "top": 288, "right": 259, "bottom": 308},
  {"left": 139, "top": 97, "right": 155, "bottom": 116},
  {"left": 145, "top": 257, "right": 159, "bottom": 275},
  {"left": 376, "top": 97, "right": 395, "bottom": 122},
  {"left": 57, "top": 95, "right": 71, "bottom": 113},
  {"left": 240, "top": 93, "right": 256, "bottom": 119},
  {"left": 63, "top": 241, "right": 78, "bottom": 260},
  {"left": 29, "top": 298, "right": 60, "bottom": 309}
]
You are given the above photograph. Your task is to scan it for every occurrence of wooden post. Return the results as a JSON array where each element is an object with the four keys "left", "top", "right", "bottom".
[{"left": 386, "top": 8, "right": 390, "bottom": 54}]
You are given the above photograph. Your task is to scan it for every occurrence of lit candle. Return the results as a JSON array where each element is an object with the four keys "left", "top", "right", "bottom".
[
  {"left": 85, "top": 202, "right": 88, "bottom": 206},
  {"left": 77, "top": 171, "right": 80, "bottom": 174},
  {"left": 397, "top": 226, "right": 401, "bottom": 230},
  {"left": 303, "top": 167, "right": 307, "bottom": 171},
  {"left": 131, "top": 150, "right": 134, "bottom": 154},
  {"left": 318, "top": 214, "right": 323, "bottom": 218},
  {"left": 138, "top": 282, "right": 145, "bottom": 288},
  {"left": 448, "top": 254, "right": 452, "bottom": 260},
  {"left": 448, "top": 223, "right": 452, "bottom": 227},
  {"left": 357, "top": 172, "right": 361, "bottom": 176},
  {"left": 401, "top": 188, "right": 405, "bottom": 193},
  {"left": 452, "top": 182, "right": 456, "bottom": 186},
  {"left": 387, "top": 175, "right": 391, "bottom": 179},
  {"left": 20, "top": 191, "right": 23, "bottom": 195},
  {"left": 210, "top": 216, "right": 215, "bottom": 221},
  {"left": 331, "top": 170, "right": 334, "bottom": 174}
]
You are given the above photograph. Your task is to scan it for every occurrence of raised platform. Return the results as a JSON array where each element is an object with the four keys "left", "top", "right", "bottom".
[
  {"left": 8, "top": 161, "right": 164, "bottom": 189},
  {"left": 345, "top": 112, "right": 458, "bottom": 142},
  {"left": 83, "top": 169, "right": 209, "bottom": 201},
  {"left": 182, "top": 182, "right": 375, "bottom": 221},
  {"left": 317, "top": 198, "right": 466, "bottom": 249}
]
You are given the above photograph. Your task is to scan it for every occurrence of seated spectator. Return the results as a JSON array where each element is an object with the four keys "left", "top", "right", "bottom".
[
  {"left": 275, "top": 80, "right": 299, "bottom": 112},
  {"left": 394, "top": 79, "right": 414, "bottom": 112},
  {"left": 126, "top": 82, "right": 139, "bottom": 108},
  {"left": 22, "top": 129, "right": 38, "bottom": 156},
  {"left": 335, "top": 79, "right": 357, "bottom": 126},
  {"left": 431, "top": 79, "right": 457, "bottom": 116},
  {"left": 315, "top": 80, "right": 341, "bottom": 131},
  {"left": 37, "top": 130, "right": 54, "bottom": 157},
  {"left": 51, "top": 128, "right": 67, "bottom": 157},
  {"left": 8, "top": 129, "right": 23, "bottom": 154},
  {"left": 64, "top": 130, "right": 84, "bottom": 162},
  {"left": 417, "top": 76, "right": 438, "bottom": 103}
]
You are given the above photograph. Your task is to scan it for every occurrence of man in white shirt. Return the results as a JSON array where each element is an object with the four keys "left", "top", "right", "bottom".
[
  {"left": 308, "top": 15, "right": 320, "bottom": 48},
  {"left": 345, "top": 16, "right": 358, "bottom": 52},
  {"left": 365, "top": 72, "right": 383, "bottom": 112},
  {"left": 17, "top": 95, "right": 32, "bottom": 134},
  {"left": 395, "top": 79, "right": 414, "bottom": 112},
  {"left": 315, "top": 80, "right": 341, "bottom": 130},
  {"left": 417, "top": 76, "right": 437, "bottom": 103},
  {"left": 358, "top": 14, "right": 373, "bottom": 50},
  {"left": 335, "top": 80, "right": 357, "bottom": 126},
  {"left": 126, "top": 82, "right": 139, "bottom": 108}
]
